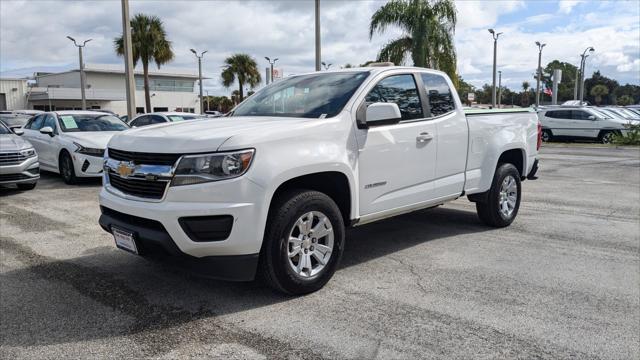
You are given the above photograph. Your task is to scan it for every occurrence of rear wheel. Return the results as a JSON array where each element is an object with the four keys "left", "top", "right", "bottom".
[
  {"left": 16, "top": 182, "right": 37, "bottom": 190},
  {"left": 541, "top": 129, "right": 552, "bottom": 142},
  {"left": 259, "top": 190, "right": 345, "bottom": 295},
  {"left": 59, "top": 151, "right": 77, "bottom": 185},
  {"left": 475, "top": 163, "right": 521, "bottom": 228}
]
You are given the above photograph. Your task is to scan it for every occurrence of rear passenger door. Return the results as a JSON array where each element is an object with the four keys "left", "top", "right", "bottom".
[
  {"left": 420, "top": 72, "right": 468, "bottom": 199},
  {"left": 545, "top": 110, "right": 573, "bottom": 136},
  {"left": 21, "top": 114, "right": 46, "bottom": 157}
]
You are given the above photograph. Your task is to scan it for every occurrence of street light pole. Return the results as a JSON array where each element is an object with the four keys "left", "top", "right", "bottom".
[
  {"left": 315, "top": 0, "right": 321, "bottom": 71},
  {"left": 120, "top": 0, "right": 136, "bottom": 118},
  {"left": 205, "top": 90, "right": 209, "bottom": 112},
  {"left": 535, "top": 41, "right": 546, "bottom": 107},
  {"left": 498, "top": 70, "right": 502, "bottom": 108},
  {"left": 488, "top": 29, "right": 502, "bottom": 108},
  {"left": 579, "top": 47, "right": 594, "bottom": 104},
  {"left": 264, "top": 57, "right": 279, "bottom": 84},
  {"left": 190, "top": 49, "right": 207, "bottom": 114},
  {"left": 66, "top": 36, "right": 91, "bottom": 110}
]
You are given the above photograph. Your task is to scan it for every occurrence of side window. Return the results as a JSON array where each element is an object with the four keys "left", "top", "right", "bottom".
[
  {"left": 43, "top": 114, "right": 58, "bottom": 133},
  {"left": 420, "top": 73, "right": 456, "bottom": 116},
  {"left": 544, "top": 111, "right": 556, "bottom": 118},
  {"left": 131, "top": 116, "right": 149, "bottom": 127},
  {"left": 550, "top": 110, "right": 571, "bottom": 119},
  {"left": 28, "top": 114, "right": 45, "bottom": 130},
  {"left": 150, "top": 115, "right": 166, "bottom": 124},
  {"left": 571, "top": 110, "right": 591, "bottom": 120},
  {"left": 365, "top": 74, "right": 423, "bottom": 121}
]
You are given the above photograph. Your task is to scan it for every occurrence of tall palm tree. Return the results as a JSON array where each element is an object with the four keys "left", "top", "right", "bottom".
[
  {"left": 590, "top": 84, "right": 609, "bottom": 105},
  {"left": 370, "top": 0, "right": 457, "bottom": 85},
  {"left": 115, "top": 14, "right": 174, "bottom": 113},
  {"left": 521, "top": 81, "right": 530, "bottom": 106},
  {"left": 221, "top": 54, "right": 261, "bottom": 103}
]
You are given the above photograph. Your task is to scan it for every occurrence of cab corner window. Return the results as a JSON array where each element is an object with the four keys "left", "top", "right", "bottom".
[
  {"left": 364, "top": 74, "right": 423, "bottom": 121},
  {"left": 421, "top": 73, "right": 455, "bottom": 117}
]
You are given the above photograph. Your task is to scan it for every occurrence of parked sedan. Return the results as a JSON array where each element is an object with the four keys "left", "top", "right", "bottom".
[
  {"left": 0, "top": 113, "right": 32, "bottom": 131},
  {"left": 0, "top": 122, "right": 39, "bottom": 190},
  {"left": 129, "top": 112, "right": 207, "bottom": 127},
  {"left": 21, "top": 111, "right": 129, "bottom": 184}
]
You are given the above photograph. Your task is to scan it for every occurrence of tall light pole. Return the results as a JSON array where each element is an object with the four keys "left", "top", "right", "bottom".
[
  {"left": 579, "top": 47, "right": 594, "bottom": 104},
  {"left": 321, "top": 61, "right": 332, "bottom": 70},
  {"left": 315, "top": 0, "right": 321, "bottom": 71},
  {"left": 488, "top": 29, "right": 502, "bottom": 108},
  {"left": 66, "top": 36, "right": 91, "bottom": 110},
  {"left": 190, "top": 49, "right": 207, "bottom": 114},
  {"left": 120, "top": 0, "right": 136, "bottom": 118},
  {"left": 205, "top": 90, "right": 209, "bottom": 112},
  {"left": 535, "top": 41, "right": 546, "bottom": 107},
  {"left": 498, "top": 70, "right": 502, "bottom": 108},
  {"left": 265, "top": 56, "right": 278, "bottom": 84}
]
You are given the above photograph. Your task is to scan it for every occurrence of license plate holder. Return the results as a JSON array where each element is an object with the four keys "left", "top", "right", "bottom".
[{"left": 112, "top": 226, "right": 139, "bottom": 254}]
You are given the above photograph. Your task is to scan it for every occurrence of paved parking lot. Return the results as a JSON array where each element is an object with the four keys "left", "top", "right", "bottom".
[{"left": 1, "top": 144, "right": 639, "bottom": 359}]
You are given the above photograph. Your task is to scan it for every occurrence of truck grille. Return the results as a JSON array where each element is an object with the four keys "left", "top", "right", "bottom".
[
  {"left": 0, "top": 152, "right": 28, "bottom": 165},
  {"left": 108, "top": 173, "right": 169, "bottom": 200},
  {"left": 108, "top": 148, "right": 182, "bottom": 166}
]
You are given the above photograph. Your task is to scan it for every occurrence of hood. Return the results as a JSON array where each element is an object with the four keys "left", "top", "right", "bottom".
[
  {"left": 108, "top": 117, "right": 312, "bottom": 153},
  {"left": 62, "top": 131, "right": 121, "bottom": 149},
  {"left": 0, "top": 133, "right": 33, "bottom": 152}
]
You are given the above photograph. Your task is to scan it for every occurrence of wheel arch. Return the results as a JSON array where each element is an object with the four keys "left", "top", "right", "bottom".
[{"left": 497, "top": 148, "right": 526, "bottom": 177}]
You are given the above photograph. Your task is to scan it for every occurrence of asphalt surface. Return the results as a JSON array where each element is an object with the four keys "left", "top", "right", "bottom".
[{"left": 1, "top": 144, "right": 639, "bottom": 359}]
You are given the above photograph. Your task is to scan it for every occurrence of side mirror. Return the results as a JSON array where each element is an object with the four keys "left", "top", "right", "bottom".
[
  {"left": 40, "top": 126, "right": 54, "bottom": 137},
  {"left": 13, "top": 128, "right": 24, "bottom": 136},
  {"left": 365, "top": 102, "right": 402, "bottom": 126},
  {"left": 588, "top": 115, "right": 596, "bottom": 121}
]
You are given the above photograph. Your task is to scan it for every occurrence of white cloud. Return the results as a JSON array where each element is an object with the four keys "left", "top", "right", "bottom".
[{"left": 558, "top": 0, "right": 583, "bottom": 14}]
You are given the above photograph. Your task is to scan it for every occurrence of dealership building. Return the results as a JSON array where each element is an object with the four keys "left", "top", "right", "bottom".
[{"left": 0, "top": 64, "right": 201, "bottom": 115}]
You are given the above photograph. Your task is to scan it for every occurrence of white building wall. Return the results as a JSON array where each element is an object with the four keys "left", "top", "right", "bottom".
[
  {"left": 0, "top": 79, "right": 29, "bottom": 110},
  {"left": 36, "top": 72, "right": 81, "bottom": 88},
  {"left": 106, "top": 90, "right": 199, "bottom": 115}
]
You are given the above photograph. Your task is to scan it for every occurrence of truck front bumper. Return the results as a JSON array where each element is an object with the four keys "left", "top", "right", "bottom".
[{"left": 98, "top": 176, "right": 268, "bottom": 281}]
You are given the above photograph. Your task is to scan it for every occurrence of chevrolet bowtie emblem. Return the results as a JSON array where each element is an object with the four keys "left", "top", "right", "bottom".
[{"left": 116, "top": 162, "right": 135, "bottom": 177}]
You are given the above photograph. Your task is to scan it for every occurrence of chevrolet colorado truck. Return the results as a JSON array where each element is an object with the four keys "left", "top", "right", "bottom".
[{"left": 99, "top": 66, "right": 540, "bottom": 294}]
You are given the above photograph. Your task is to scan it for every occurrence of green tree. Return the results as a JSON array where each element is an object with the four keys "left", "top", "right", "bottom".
[
  {"left": 542, "top": 60, "right": 578, "bottom": 103},
  {"left": 616, "top": 95, "right": 634, "bottom": 106},
  {"left": 521, "top": 81, "right": 530, "bottom": 107},
  {"left": 369, "top": 0, "right": 458, "bottom": 86},
  {"left": 455, "top": 75, "right": 474, "bottom": 105},
  {"left": 613, "top": 84, "right": 640, "bottom": 104},
  {"left": 584, "top": 71, "right": 619, "bottom": 105},
  {"left": 590, "top": 84, "right": 609, "bottom": 105},
  {"left": 221, "top": 54, "right": 261, "bottom": 103},
  {"left": 115, "top": 14, "right": 175, "bottom": 113}
]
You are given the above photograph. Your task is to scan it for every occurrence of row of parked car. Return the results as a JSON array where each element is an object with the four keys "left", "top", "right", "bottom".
[{"left": 0, "top": 110, "right": 212, "bottom": 190}]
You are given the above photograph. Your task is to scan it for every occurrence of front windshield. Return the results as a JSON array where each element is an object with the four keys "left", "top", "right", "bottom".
[
  {"left": 58, "top": 114, "right": 129, "bottom": 132},
  {"left": 231, "top": 71, "right": 370, "bottom": 118},
  {"left": 0, "top": 122, "right": 10, "bottom": 135}
]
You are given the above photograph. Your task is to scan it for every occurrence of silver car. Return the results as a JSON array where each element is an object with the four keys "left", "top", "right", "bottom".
[{"left": 0, "top": 122, "right": 39, "bottom": 190}]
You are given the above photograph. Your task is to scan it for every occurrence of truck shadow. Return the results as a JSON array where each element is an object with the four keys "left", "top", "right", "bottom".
[{"left": 0, "top": 206, "right": 490, "bottom": 349}]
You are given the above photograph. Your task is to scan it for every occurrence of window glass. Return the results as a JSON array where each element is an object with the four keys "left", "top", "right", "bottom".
[
  {"left": 420, "top": 73, "right": 455, "bottom": 116},
  {"left": 150, "top": 115, "right": 166, "bottom": 124},
  {"left": 365, "top": 74, "right": 423, "bottom": 120},
  {"left": 131, "top": 116, "right": 149, "bottom": 127},
  {"left": 28, "top": 114, "right": 45, "bottom": 130},
  {"left": 43, "top": 114, "right": 58, "bottom": 133},
  {"left": 571, "top": 110, "right": 592, "bottom": 120},
  {"left": 58, "top": 114, "right": 128, "bottom": 132},
  {"left": 547, "top": 110, "right": 571, "bottom": 119}
]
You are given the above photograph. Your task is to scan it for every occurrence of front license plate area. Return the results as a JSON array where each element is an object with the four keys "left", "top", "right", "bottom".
[{"left": 112, "top": 226, "right": 139, "bottom": 254}]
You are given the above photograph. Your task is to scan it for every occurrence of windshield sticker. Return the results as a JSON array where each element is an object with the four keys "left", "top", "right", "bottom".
[{"left": 60, "top": 116, "right": 78, "bottom": 129}]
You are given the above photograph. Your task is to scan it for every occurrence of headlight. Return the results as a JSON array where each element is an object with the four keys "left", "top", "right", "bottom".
[
  {"left": 20, "top": 147, "right": 36, "bottom": 158},
  {"left": 73, "top": 142, "right": 105, "bottom": 157},
  {"left": 171, "top": 149, "right": 255, "bottom": 186}
]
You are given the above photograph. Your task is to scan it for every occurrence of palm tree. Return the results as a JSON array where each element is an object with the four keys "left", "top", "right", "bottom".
[
  {"left": 221, "top": 54, "right": 261, "bottom": 103},
  {"left": 590, "top": 84, "right": 609, "bottom": 105},
  {"left": 115, "top": 14, "right": 175, "bottom": 113},
  {"left": 369, "top": 0, "right": 457, "bottom": 85},
  {"left": 521, "top": 81, "right": 530, "bottom": 107}
]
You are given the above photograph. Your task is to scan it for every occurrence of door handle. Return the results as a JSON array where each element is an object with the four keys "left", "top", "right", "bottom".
[{"left": 416, "top": 132, "right": 433, "bottom": 142}]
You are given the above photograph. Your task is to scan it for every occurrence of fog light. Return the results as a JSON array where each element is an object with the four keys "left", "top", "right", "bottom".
[{"left": 81, "top": 160, "right": 90, "bottom": 172}]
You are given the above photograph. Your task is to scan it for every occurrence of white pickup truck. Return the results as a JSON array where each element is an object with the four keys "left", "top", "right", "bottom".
[{"left": 99, "top": 66, "right": 540, "bottom": 294}]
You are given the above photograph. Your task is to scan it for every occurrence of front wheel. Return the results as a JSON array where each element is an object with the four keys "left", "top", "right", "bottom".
[
  {"left": 599, "top": 131, "right": 615, "bottom": 144},
  {"left": 541, "top": 129, "right": 552, "bottom": 142},
  {"left": 59, "top": 151, "right": 77, "bottom": 185},
  {"left": 259, "top": 190, "right": 345, "bottom": 295},
  {"left": 475, "top": 163, "right": 521, "bottom": 228}
]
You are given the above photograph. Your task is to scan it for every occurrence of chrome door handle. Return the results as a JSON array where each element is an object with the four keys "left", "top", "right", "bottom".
[{"left": 416, "top": 132, "right": 433, "bottom": 142}]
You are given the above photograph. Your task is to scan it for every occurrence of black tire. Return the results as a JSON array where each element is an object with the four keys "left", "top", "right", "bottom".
[
  {"left": 599, "top": 131, "right": 615, "bottom": 144},
  {"left": 542, "top": 129, "right": 552, "bottom": 142},
  {"left": 16, "top": 182, "right": 37, "bottom": 190},
  {"left": 475, "top": 163, "right": 521, "bottom": 228},
  {"left": 59, "top": 151, "right": 77, "bottom": 185},
  {"left": 259, "top": 189, "right": 345, "bottom": 295}
]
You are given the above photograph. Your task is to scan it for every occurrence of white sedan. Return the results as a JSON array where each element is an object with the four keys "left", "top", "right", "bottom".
[
  {"left": 129, "top": 112, "right": 207, "bottom": 127},
  {"left": 21, "top": 111, "right": 129, "bottom": 184}
]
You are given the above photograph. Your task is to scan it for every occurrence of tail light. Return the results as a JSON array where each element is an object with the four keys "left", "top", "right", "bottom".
[{"left": 536, "top": 122, "right": 542, "bottom": 151}]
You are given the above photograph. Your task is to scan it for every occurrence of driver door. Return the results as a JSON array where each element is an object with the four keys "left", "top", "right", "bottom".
[{"left": 356, "top": 73, "right": 438, "bottom": 216}]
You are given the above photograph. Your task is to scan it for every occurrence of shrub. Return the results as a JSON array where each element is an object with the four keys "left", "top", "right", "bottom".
[{"left": 613, "top": 122, "right": 640, "bottom": 145}]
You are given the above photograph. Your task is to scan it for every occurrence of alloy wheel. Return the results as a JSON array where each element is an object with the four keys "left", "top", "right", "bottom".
[
  {"left": 498, "top": 175, "right": 518, "bottom": 219},
  {"left": 287, "top": 211, "right": 334, "bottom": 278}
]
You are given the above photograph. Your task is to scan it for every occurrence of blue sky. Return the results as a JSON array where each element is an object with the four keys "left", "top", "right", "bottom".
[{"left": 1, "top": 0, "right": 638, "bottom": 95}]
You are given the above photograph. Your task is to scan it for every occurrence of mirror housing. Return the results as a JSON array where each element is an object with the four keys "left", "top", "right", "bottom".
[
  {"left": 365, "top": 102, "right": 402, "bottom": 127},
  {"left": 40, "top": 126, "right": 54, "bottom": 136},
  {"left": 588, "top": 115, "right": 596, "bottom": 120},
  {"left": 13, "top": 128, "right": 24, "bottom": 136}
]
